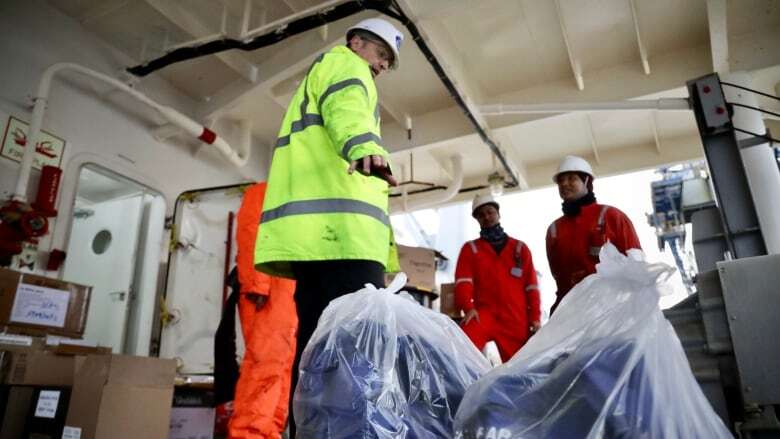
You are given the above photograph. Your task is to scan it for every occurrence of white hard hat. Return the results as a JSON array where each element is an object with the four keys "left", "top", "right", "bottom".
[
  {"left": 472, "top": 193, "right": 499, "bottom": 217},
  {"left": 347, "top": 18, "right": 404, "bottom": 69},
  {"left": 553, "top": 155, "right": 594, "bottom": 182}
]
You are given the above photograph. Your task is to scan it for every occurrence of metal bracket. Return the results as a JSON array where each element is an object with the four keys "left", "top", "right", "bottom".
[{"left": 738, "top": 129, "right": 774, "bottom": 149}]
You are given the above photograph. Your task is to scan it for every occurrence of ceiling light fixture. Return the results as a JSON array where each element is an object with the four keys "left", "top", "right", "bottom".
[{"left": 488, "top": 172, "right": 505, "bottom": 197}]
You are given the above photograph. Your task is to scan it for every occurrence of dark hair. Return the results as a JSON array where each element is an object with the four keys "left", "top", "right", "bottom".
[
  {"left": 347, "top": 29, "right": 383, "bottom": 44},
  {"left": 472, "top": 202, "right": 500, "bottom": 218},
  {"left": 347, "top": 29, "right": 394, "bottom": 61},
  {"left": 556, "top": 171, "right": 594, "bottom": 193}
]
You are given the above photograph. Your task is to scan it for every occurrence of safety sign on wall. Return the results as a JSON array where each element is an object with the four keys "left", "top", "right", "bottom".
[{"left": 0, "top": 116, "right": 66, "bottom": 169}]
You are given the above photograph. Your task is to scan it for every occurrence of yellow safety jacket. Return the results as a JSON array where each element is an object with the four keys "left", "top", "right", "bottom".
[{"left": 255, "top": 45, "right": 399, "bottom": 278}]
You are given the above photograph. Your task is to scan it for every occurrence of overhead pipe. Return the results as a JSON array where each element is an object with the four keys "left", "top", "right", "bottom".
[
  {"left": 13, "top": 62, "right": 247, "bottom": 202},
  {"left": 390, "top": 154, "right": 462, "bottom": 213},
  {"left": 480, "top": 98, "right": 691, "bottom": 115}
]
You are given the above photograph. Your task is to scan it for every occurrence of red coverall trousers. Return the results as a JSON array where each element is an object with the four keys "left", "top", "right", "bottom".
[
  {"left": 229, "top": 183, "right": 297, "bottom": 439},
  {"left": 454, "top": 237, "right": 541, "bottom": 363}
]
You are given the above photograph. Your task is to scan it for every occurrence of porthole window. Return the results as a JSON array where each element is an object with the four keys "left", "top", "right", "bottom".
[{"left": 92, "top": 229, "right": 112, "bottom": 255}]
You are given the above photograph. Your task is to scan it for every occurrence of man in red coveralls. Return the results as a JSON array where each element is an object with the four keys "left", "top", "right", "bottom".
[
  {"left": 546, "top": 155, "right": 642, "bottom": 315},
  {"left": 454, "top": 194, "right": 542, "bottom": 363},
  {"left": 230, "top": 182, "right": 297, "bottom": 438}
]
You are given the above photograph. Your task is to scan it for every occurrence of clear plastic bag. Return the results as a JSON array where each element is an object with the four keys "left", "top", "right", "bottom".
[
  {"left": 294, "top": 274, "right": 491, "bottom": 438},
  {"left": 454, "top": 243, "right": 732, "bottom": 439}
]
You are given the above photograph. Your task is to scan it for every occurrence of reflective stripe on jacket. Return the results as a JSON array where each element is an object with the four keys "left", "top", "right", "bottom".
[
  {"left": 255, "top": 46, "right": 398, "bottom": 278},
  {"left": 454, "top": 237, "right": 542, "bottom": 326},
  {"left": 546, "top": 203, "right": 641, "bottom": 311}
]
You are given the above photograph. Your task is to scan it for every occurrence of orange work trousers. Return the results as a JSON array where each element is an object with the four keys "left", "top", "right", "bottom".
[{"left": 228, "top": 277, "right": 297, "bottom": 439}]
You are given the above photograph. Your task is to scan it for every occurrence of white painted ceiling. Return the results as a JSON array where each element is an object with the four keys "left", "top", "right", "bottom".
[{"left": 49, "top": 0, "right": 780, "bottom": 206}]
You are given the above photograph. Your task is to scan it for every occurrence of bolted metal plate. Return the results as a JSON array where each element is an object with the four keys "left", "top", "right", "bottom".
[{"left": 717, "top": 254, "right": 780, "bottom": 405}]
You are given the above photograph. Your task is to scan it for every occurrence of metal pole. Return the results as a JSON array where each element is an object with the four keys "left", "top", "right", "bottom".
[
  {"left": 479, "top": 98, "right": 690, "bottom": 115},
  {"left": 722, "top": 72, "right": 780, "bottom": 254}
]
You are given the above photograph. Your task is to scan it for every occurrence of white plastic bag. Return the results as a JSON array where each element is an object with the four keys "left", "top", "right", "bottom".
[
  {"left": 454, "top": 243, "right": 732, "bottom": 438},
  {"left": 294, "top": 273, "right": 491, "bottom": 438}
]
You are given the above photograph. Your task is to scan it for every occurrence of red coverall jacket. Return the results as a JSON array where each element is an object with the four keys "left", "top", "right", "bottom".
[
  {"left": 230, "top": 183, "right": 297, "bottom": 439},
  {"left": 546, "top": 202, "right": 641, "bottom": 314},
  {"left": 454, "top": 237, "right": 541, "bottom": 362}
]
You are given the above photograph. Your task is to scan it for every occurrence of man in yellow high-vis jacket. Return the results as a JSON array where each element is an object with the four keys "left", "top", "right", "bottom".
[{"left": 255, "top": 17, "right": 404, "bottom": 435}]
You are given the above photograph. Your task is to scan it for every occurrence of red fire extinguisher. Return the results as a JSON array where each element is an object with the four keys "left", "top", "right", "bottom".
[{"left": 32, "top": 165, "right": 62, "bottom": 217}]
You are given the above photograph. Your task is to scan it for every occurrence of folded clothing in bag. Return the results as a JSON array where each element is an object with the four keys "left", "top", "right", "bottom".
[
  {"left": 455, "top": 244, "right": 732, "bottom": 439},
  {"left": 458, "top": 340, "right": 654, "bottom": 438},
  {"left": 295, "top": 275, "right": 490, "bottom": 438}
]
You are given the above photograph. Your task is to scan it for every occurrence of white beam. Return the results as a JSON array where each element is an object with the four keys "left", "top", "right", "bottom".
[
  {"left": 650, "top": 111, "right": 662, "bottom": 155},
  {"left": 197, "top": 35, "right": 343, "bottom": 119},
  {"left": 144, "top": 0, "right": 258, "bottom": 83},
  {"left": 280, "top": 0, "right": 312, "bottom": 13},
  {"left": 240, "top": 0, "right": 252, "bottom": 37},
  {"left": 706, "top": 0, "right": 729, "bottom": 74},
  {"left": 495, "top": 133, "right": 530, "bottom": 190},
  {"left": 554, "top": 0, "right": 584, "bottom": 90},
  {"left": 243, "top": 0, "right": 346, "bottom": 40},
  {"left": 379, "top": 99, "right": 405, "bottom": 125},
  {"left": 586, "top": 114, "right": 601, "bottom": 164},
  {"left": 394, "top": 1, "right": 489, "bottom": 128},
  {"left": 198, "top": 7, "right": 392, "bottom": 119},
  {"left": 629, "top": 0, "right": 650, "bottom": 75},
  {"left": 79, "top": 0, "right": 128, "bottom": 25},
  {"left": 394, "top": 0, "right": 524, "bottom": 186}
]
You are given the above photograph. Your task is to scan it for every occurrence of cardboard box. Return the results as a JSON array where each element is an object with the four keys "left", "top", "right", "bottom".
[
  {"left": 0, "top": 386, "right": 71, "bottom": 439},
  {"left": 0, "top": 333, "right": 45, "bottom": 352},
  {"left": 388, "top": 245, "right": 437, "bottom": 292},
  {"left": 1, "top": 350, "right": 76, "bottom": 386},
  {"left": 0, "top": 268, "right": 91, "bottom": 338},
  {"left": 64, "top": 355, "right": 176, "bottom": 439},
  {"left": 439, "top": 283, "right": 462, "bottom": 318},
  {"left": 0, "top": 337, "right": 81, "bottom": 438}
]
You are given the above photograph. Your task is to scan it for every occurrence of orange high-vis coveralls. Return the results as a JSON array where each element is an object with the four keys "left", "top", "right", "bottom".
[
  {"left": 229, "top": 183, "right": 297, "bottom": 439},
  {"left": 546, "top": 203, "right": 641, "bottom": 315},
  {"left": 454, "top": 237, "right": 541, "bottom": 363}
]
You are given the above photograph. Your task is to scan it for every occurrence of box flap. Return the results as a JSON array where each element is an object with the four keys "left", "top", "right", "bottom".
[
  {"left": 65, "top": 355, "right": 112, "bottom": 438},
  {"left": 106, "top": 355, "right": 176, "bottom": 388},
  {"left": 1, "top": 351, "right": 76, "bottom": 386},
  {"left": 438, "top": 283, "right": 462, "bottom": 318},
  {"left": 0, "top": 333, "right": 45, "bottom": 351},
  {"left": 94, "top": 385, "right": 174, "bottom": 439}
]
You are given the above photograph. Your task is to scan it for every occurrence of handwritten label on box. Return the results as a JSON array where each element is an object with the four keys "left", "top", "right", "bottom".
[
  {"left": 34, "top": 390, "right": 61, "bottom": 418},
  {"left": 10, "top": 283, "right": 70, "bottom": 328}
]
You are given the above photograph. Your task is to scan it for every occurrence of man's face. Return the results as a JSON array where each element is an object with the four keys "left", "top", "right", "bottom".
[
  {"left": 474, "top": 204, "right": 500, "bottom": 229},
  {"left": 556, "top": 172, "right": 588, "bottom": 202},
  {"left": 349, "top": 36, "right": 393, "bottom": 77}
]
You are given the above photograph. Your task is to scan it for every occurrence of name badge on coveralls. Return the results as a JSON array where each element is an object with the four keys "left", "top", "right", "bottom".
[{"left": 510, "top": 267, "right": 523, "bottom": 278}]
